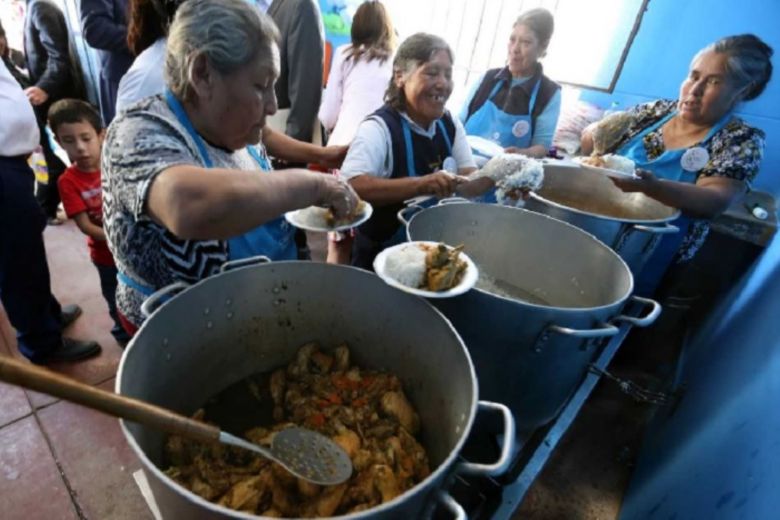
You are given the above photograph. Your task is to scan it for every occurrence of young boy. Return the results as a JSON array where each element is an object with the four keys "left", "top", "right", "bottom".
[{"left": 49, "top": 99, "right": 131, "bottom": 345}]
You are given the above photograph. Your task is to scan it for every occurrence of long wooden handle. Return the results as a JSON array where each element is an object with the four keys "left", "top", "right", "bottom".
[{"left": 0, "top": 355, "right": 220, "bottom": 443}]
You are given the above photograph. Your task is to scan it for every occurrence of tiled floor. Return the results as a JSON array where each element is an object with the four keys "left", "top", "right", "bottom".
[{"left": 0, "top": 221, "right": 640, "bottom": 519}]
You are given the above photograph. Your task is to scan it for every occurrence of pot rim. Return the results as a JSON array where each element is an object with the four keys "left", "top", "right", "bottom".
[
  {"left": 406, "top": 205, "right": 635, "bottom": 312},
  {"left": 116, "top": 262, "right": 481, "bottom": 520}
]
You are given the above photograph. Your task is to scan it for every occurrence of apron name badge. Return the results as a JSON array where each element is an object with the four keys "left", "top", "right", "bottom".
[
  {"left": 512, "top": 120, "right": 530, "bottom": 138},
  {"left": 442, "top": 156, "right": 458, "bottom": 173},
  {"left": 681, "top": 146, "right": 709, "bottom": 172}
]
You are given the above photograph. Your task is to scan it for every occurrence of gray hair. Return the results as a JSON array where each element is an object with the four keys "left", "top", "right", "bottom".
[
  {"left": 514, "top": 8, "right": 555, "bottom": 49},
  {"left": 695, "top": 34, "right": 773, "bottom": 101},
  {"left": 384, "top": 33, "right": 453, "bottom": 112},
  {"left": 165, "top": 0, "right": 279, "bottom": 101}
]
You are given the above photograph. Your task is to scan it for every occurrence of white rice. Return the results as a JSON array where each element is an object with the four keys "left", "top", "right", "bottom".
[
  {"left": 603, "top": 154, "right": 635, "bottom": 175},
  {"left": 385, "top": 245, "right": 427, "bottom": 288},
  {"left": 479, "top": 154, "right": 544, "bottom": 205}
]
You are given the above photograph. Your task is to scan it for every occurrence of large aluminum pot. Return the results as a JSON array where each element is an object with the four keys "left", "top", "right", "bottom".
[
  {"left": 117, "top": 260, "right": 515, "bottom": 519},
  {"left": 525, "top": 163, "right": 681, "bottom": 275},
  {"left": 403, "top": 203, "right": 660, "bottom": 431}
]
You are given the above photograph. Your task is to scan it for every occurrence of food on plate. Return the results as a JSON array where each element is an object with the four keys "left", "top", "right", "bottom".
[
  {"left": 384, "top": 242, "right": 467, "bottom": 292},
  {"left": 163, "top": 342, "right": 430, "bottom": 517},
  {"left": 475, "top": 153, "right": 544, "bottom": 204},
  {"left": 579, "top": 153, "right": 635, "bottom": 175},
  {"left": 326, "top": 200, "right": 368, "bottom": 228},
  {"left": 590, "top": 111, "right": 635, "bottom": 155}
]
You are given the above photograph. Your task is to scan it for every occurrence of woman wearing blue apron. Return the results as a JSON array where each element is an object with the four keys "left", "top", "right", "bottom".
[
  {"left": 460, "top": 8, "right": 562, "bottom": 202},
  {"left": 582, "top": 35, "right": 772, "bottom": 298},
  {"left": 339, "top": 33, "right": 495, "bottom": 270},
  {"left": 101, "top": 0, "right": 358, "bottom": 333}
]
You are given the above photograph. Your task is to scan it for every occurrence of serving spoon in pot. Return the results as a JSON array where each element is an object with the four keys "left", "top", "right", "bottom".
[{"left": 0, "top": 355, "right": 352, "bottom": 486}]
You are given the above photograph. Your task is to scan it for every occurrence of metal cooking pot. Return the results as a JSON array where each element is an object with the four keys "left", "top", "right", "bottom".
[
  {"left": 525, "top": 163, "right": 681, "bottom": 275},
  {"left": 117, "top": 259, "right": 515, "bottom": 519},
  {"left": 402, "top": 203, "right": 660, "bottom": 431}
]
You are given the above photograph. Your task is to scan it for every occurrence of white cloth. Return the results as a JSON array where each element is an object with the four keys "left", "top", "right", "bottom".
[
  {"left": 318, "top": 44, "right": 393, "bottom": 146},
  {"left": 340, "top": 111, "right": 476, "bottom": 180},
  {"left": 0, "top": 62, "right": 40, "bottom": 156},
  {"left": 115, "top": 38, "right": 167, "bottom": 113}
]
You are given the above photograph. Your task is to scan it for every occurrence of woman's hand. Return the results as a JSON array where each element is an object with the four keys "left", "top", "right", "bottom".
[
  {"left": 416, "top": 171, "right": 464, "bottom": 199},
  {"left": 317, "top": 175, "right": 360, "bottom": 219},
  {"left": 318, "top": 144, "right": 349, "bottom": 169},
  {"left": 25, "top": 86, "right": 49, "bottom": 106},
  {"left": 609, "top": 169, "right": 657, "bottom": 193}
]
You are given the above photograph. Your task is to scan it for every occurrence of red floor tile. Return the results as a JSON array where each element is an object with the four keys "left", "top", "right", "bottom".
[
  {"left": 0, "top": 377, "right": 32, "bottom": 428},
  {"left": 0, "top": 416, "right": 79, "bottom": 519},
  {"left": 37, "top": 379, "right": 153, "bottom": 520}
]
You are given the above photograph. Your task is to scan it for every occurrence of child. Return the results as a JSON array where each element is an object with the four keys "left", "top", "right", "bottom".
[{"left": 49, "top": 99, "right": 131, "bottom": 345}]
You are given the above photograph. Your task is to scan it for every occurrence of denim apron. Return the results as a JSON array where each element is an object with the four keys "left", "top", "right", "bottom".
[
  {"left": 117, "top": 91, "right": 295, "bottom": 298},
  {"left": 464, "top": 77, "right": 541, "bottom": 203},
  {"left": 617, "top": 110, "right": 732, "bottom": 295}
]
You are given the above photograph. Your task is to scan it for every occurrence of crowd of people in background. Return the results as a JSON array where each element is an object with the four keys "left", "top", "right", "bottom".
[{"left": 0, "top": 0, "right": 773, "bottom": 368}]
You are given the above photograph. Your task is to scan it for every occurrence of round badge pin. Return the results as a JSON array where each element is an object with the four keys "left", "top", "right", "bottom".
[
  {"left": 512, "top": 120, "right": 530, "bottom": 138},
  {"left": 442, "top": 156, "right": 457, "bottom": 173},
  {"left": 681, "top": 147, "right": 709, "bottom": 172}
]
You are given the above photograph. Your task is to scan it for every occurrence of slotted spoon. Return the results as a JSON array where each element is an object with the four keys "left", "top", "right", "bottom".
[{"left": 0, "top": 355, "right": 352, "bottom": 485}]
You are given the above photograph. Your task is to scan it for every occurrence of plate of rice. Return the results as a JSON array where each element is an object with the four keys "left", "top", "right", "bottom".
[
  {"left": 373, "top": 241, "right": 479, "bottom": 298},
  {"left": 285, "top": 200, "right": 373, "bottom": 232},
  {"left": 574, "top": 154, "right": 637, "bottom": 178}
]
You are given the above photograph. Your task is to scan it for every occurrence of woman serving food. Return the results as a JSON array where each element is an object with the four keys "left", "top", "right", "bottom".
[
  {"left": 102, "top": 0, "right": 358, "bottom": 332},
  {"left": 580, "top": 34, "right": 773, "bottom": 295},
  {"left": 340, "top": 33, "right": 495, "bottom": 269}
]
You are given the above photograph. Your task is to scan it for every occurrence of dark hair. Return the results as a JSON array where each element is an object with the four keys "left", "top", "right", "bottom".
[
  {"left": 48, "top": 99, "right": 103, "bottom": 136},
  {"left": 384, "top": 33, "right": 452, "bottom": 111},
  {"left": 706, "top": 34, "right": 774, "bottom": 101},
  {"left": 514, "top": 8, "right": 555, "bottom": 49},
  {"left": 127, "top": 0, "right": 184, "bottom": 56},
  {"left": 346, "top": 0, "right": 396, "bottom": 64}
]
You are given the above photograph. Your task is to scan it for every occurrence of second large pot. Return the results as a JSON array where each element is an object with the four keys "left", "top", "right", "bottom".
[
  {"left": 525, "top": 163, "right": 680, "bottom": 276},
  {"left": 404, "top": 203, "right": 659, "bottom": 431}
]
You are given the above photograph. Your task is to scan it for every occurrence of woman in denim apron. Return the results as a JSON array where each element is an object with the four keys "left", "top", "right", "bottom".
[
  {"left": 461, "top": 8, "right": 561, "bottom": 202},
  {"left": 102, "top": 0, "right": 358, "bottom": 332},
  {"left": 582, "top": 34, "right": 773, "bottom": 296}
]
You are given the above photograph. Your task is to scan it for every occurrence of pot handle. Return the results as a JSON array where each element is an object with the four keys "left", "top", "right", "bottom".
[
  {"left": 435, "top": 490, "right": 467, "bottom": 520},
  {"left": 397, "top": 204, "right": 425, "bottom": 226},
  {"left": 219, "top": 255, "right": 271, "bottom": 273},
  {"left": 438, "top": 196, "right": 471, "bottom": 205},
  {"left": 140, "top": 281, "right": 189, "bottom": 319},
  {"left": 457, "top": 401, "right": 516, "bottom": 477},
  {"left": 612, "top": 295, "right": 662, "bottom": 327},
  {"left": 547, "top": 323, "right": 620, "bottom": 338},
  {"left": 632, "top": 222, "right": 680, "bottom": 234}
]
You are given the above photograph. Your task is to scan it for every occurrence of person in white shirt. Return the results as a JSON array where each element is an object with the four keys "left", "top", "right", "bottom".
[
  {"left": 340, "top": 33, "right": 493, "bottom": 269},
  {"left": 317, "top": 0, "right": 395, "bottom": 263},
  {"left": 0, "top": 61, "right": 100, "bottom": 364}
]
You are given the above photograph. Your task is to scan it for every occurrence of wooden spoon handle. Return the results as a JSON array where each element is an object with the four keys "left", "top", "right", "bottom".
[{"left": 0, "top": 355, "right": 220, "bottom": 443}]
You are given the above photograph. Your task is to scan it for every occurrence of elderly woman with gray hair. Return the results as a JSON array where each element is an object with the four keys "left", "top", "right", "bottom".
[
  {"left": 340, "top": 33, "right": 495, "bottom": 269},
  {"left": 102, "top": 0, "right": 358, "bottom": 333},
  {"left": 581, "top": 34, "right": 773, "bottom": 296}
]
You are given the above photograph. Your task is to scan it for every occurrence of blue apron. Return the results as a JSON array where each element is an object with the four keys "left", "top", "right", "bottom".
[
  {"left": 117, "top": 91, "right": 295, "bottom": 297},
  {"left": 617, "top": 110, "right": 732, "bottom": 295},
  {"left": 464, "top": 78, "right": 541, "bottom": 203}
]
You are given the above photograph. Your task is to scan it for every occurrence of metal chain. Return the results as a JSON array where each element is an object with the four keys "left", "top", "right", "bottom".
[{"left": 589, "top": 364, "right": 673, "bottom": 405}]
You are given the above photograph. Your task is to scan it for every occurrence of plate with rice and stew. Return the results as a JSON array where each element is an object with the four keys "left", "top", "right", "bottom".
[
  {"left": 285, "top": 200, "right": 373, "bottom": 232},
  {"left": 573, "top": 154, "right": 638, "bottom": 178},
  {"left": 373, "top": 241, "right": 479, "bottom": 298}
]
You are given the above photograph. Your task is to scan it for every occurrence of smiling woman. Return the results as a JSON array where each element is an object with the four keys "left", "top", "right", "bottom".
[
  {"left": 101, "top": 0, "right": 359, "bottom": 333},
  {"left": 339, "top": 33, "right": 494, "bottom": 269}
]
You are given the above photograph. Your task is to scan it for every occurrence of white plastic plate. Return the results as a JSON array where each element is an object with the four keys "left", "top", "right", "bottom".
[
  {"left": 572, "top": 156, "right": 637, "bottom": 178},
  {"left": 373, "top": 241, "right": 479, "bottom": 299},
  {"left": 285, "top": 202, "right": 373, "bottom": 232}
]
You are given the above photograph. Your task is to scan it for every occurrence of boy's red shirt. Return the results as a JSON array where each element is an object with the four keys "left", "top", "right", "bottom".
[{"left": 57, "top": 165, "right": 115, "bottom": 266}]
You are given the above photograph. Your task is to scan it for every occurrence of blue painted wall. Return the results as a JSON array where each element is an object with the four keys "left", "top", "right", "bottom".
[
  {"left": 579, "top": 0, "right": 780, "bottom": 197},
  {"left": 618, "top": 235, "right": 780, "bottom": 520}
]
